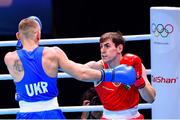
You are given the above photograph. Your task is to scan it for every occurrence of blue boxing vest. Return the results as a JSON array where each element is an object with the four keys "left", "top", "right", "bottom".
[{"left": 16, "top": 47, "right": 58, "bottom": 102}]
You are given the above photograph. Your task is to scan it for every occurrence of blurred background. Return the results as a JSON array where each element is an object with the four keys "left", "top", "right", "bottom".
[{"left": 0, "top": 0, "right": 179, "bottom": 119}]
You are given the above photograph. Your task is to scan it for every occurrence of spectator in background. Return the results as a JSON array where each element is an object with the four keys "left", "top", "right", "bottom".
[{"left": 80, "top": 87, "right": 102, "bottom": 120}]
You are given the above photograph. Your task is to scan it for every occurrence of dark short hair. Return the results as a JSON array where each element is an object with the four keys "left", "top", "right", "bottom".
[{"left": 99, "top": 31, "right": 125, "bottom": 48}]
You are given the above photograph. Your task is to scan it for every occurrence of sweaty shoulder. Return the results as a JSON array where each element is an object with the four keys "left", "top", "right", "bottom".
[
  {"left": 42, "top": 47, "right": 61, "bottom": 64},
  {"left": 44, "top": 46, "right": 64, "bottom": 52},
  {"left": 43, "top": 46, "right": 63, "bottom": 57},
  {"left": 43, "top": 46, "right": 67, "bottom": 68}
]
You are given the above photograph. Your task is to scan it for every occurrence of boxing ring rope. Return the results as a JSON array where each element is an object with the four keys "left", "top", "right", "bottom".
[
  {"left": 0, "top": 34, "right": 151, "bottom": 114},
  {"left": 0, "top": 103, "right": 152, "bottom": 115},
  {"left": 0, "top": 69, "right": 151, "bottom": 80},
  {"left": 0, "top": 34, "right": 150, "bottom": 47}
]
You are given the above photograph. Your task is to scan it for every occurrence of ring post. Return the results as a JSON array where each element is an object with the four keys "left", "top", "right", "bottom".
[{"left": 150, "top": 7, "right": 180, "bottom": 119}]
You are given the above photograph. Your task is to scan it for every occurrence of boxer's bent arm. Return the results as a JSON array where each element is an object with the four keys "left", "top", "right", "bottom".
[{"left": 139, "top": 64, "right": 156, "bottom": 103}]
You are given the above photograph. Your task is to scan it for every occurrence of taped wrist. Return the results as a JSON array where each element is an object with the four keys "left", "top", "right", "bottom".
[{"left": 134, "top": 77, "right": 145, "bottom": 89}]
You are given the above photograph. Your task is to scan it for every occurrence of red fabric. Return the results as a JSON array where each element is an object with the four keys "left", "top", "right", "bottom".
[{"left": 95, "top": 61, "right": 139, "bottom": 111}]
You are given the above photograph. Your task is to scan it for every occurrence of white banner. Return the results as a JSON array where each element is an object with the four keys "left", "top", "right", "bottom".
[{"left": 150, "top": 7, "right": 180, "bottom": 119}]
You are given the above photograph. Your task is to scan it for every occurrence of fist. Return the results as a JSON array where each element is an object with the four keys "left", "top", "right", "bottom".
[
  {"left": 121, "top": 53, "right": 145, "bottom": 89},
  {"left": 101, "top": 64, "right": 136, "bottom": 85}
]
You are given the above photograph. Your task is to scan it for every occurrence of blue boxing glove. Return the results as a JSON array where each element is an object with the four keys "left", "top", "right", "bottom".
[
  {"left": 101, "top": 64, "right": 136, "bottom": 85},
  {"left": 16, "top": 40, "right": 23, "bottom": 50}
]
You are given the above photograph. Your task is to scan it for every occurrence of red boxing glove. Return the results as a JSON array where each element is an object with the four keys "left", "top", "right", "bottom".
[{"left": 120, "top": 53, "right": 145, "bottom": 89}]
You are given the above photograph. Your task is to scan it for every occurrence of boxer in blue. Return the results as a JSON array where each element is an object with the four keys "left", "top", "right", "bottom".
[{"left": 4, "top": 16, "right": 136, "bottom": 119}]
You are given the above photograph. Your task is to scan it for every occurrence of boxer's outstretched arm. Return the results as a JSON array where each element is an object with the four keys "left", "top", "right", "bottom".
[{"left": 56, "top": 47, "right": 136, "bottom": 84}]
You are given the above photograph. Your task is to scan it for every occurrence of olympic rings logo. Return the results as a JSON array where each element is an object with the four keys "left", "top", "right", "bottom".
[{"left": 151, "top": 23, "right": 174, "bottom": 38}]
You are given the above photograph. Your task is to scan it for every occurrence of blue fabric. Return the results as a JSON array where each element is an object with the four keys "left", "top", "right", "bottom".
[
  {"left": 16, "top": 109, "right": 65, "bottom": 119},
  {"left": 16, "top": 40, "right": 23, "bottom": 50},
  {"left": 16, "top": 47, "right": 58, "bottom": 102}
]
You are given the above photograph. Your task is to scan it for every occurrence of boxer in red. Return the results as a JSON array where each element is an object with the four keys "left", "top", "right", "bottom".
[{"left": 85, "top": 32, "right": 156, "bottom": 119}]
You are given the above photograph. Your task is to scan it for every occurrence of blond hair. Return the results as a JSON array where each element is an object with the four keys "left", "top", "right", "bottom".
[{"left": 18, "top": 18, "right": 40, "bottom": 39}]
